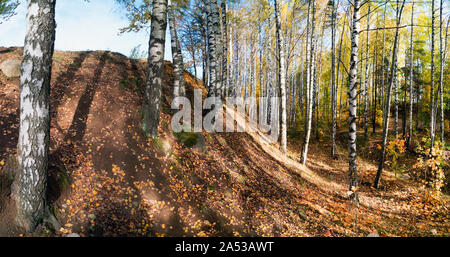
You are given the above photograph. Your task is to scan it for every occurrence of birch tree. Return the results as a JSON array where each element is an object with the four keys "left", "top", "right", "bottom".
[
  {"left": 142, "top": 0, "right": 168, "bottom": 137},
  {"left": 168, "top": 0, "right": 186, "bottom": 98},
  {"left": 274, "top": 0, "right": 287, "bottom": 155},
  {"left": 12, "top": 0, "right": 56, "bottom": 232},
  {"left": 348, "top": 0, "right": 360, "bottom": 200},
  {"left": 301, "top": 0, "right": 315, "bottom": 165},
  {"left": 206, "top": 0, "right": 221, "bottom": 97}
]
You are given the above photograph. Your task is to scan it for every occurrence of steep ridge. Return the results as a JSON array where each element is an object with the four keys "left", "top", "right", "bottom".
[{"left": 0, "top": 47, "right": 448, "bottom": 237}]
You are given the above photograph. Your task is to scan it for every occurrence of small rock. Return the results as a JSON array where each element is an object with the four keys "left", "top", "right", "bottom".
[
  {"left": 0, "top": 59, "right": 21, "bottom": 78},
  {"left": 192, "top": 134, "right": 206, "bottom": 153},
  {"left": 162, "top": 139, "right": 171, "bottom": 154},
  {"left": 367, "top": 232, "right": 380, "bottom": 237},
  {"left": 402, "top": 174, "right": 411, "bottom": 180},
  {"left": 66, "top": 233, "right": 80, "bottom": 237}
]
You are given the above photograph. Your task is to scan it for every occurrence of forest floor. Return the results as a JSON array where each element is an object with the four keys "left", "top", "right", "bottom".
[{"left": 0, "top": 46, "right": 449, "bottom": 237}]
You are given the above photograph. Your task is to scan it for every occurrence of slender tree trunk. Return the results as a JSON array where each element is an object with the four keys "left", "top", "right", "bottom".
[
  {"left": 221, "top": 1, "right": 228, "bottom": 98},
  {"left": 331, "top": 0, "right": 338, "bottom": 158},
  {"left": 358, "top": 46, "right": 363, "bottom": 127},
  {"left": 258, "top": 7, "right": 263, "bottom": 124},
  {"left": 299, "top": 41, "right": 304, "bottom": 116},
  {"left": 206, "top": 0, "right": 221, "bottom": 98},
  {"left": 430, "top": 0, "right": 436, "bottom": 151},
  {"left": 438, "top": 0, "right": 444, "bottom": 144},
  {"left": 301, "top": 0, "right": 315, "bottom": 164},
  {"left": 374, "top": 0, "right": 406, "bottom": 189},
  {"left": 204, "top": 10, "right": 210, "bottom": 89},
  {"left": 142, "top": 0, "right": 168, "bottom": 137},
  {"left": 407, "top": 1, "right": 414, "bottom": 148},
  {"left": 336, "top": 9, "right": 346, "bottom": 125},
  {"left": 381, "top": 3, "right": 387, "bottom": 117},
  {"left": 274, "top": 0, "right": 287, "bottom": 155},
  {"left": 394, "top": 64, "right": 399, "bottom": 139},
  {"left": 303, "top": 2, "right": 311, "bottom": 135},
  {"left": 402, "top": 71, "right": 407, "bottom": 137},
  {"left": 363, "top": 3, "right": 370, "bottom": 139},
  {"left": 168, "top": 0, "right": 185, "bottom": 98},
  {"left": 13, "top": 0, "right": 56, "bottom": 232},
  {"left": 315, "top": 25, "right": 324, "bottom": 140},
  {"left": 373, "top": 11, "right": 379, "bottom": 134},
  {"left": 233, "top": 20, "right": 239, "bottom": 97},
  {"left": 348, "top": 0, "right": 361, "bottom": 200}
]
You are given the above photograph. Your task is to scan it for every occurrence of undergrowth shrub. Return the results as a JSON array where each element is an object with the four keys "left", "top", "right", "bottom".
[
  {"left": 384, "top": 138, "right": 406, "bottom": 177},
  {"left": 413, "top": 137, "right": 448, "bottom": 197}
]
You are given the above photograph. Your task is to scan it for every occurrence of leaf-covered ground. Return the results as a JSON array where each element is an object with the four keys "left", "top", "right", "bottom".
[{"left": 0, "top": 47, "right": 448, "bottom": 237}]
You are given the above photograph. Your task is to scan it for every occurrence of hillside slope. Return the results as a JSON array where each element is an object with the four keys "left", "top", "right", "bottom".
[{"left": 0, "top": 47, "right": 448, "bottom": 237}]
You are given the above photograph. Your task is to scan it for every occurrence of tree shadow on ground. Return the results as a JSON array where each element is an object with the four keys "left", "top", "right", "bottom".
[{"left": 48, "top": 52, "right": 108, "bottom": 206}]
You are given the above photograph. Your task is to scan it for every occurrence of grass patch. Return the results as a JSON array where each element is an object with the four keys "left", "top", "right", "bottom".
[
  {"left": 150, "top": 137, "right": 165, "bottom": 152},
  {"left": 174, "top": 131, "right": 200, "bottom": 148}
]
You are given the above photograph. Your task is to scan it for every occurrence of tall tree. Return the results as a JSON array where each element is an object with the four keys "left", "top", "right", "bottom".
[
  {"left": 142, "top": 0, "right": 168, "bottom": 137},
  {"left": 301, "top": 0, "right": 315, "bottom": 165},
  {"left": 206, "top": 0, "right": 221, "bottom": 97},
  {"left": 348, "top": 0, "right": 361, "bottom": 200},
  {"left": 407, "top": 1, "right": 414, "bottom": 148},
  {"left": 363, "top": 3, "right": 370, "bottom": 140},
  {"left": 168, "top": 0, "right": 186, "bottom": 98},
  {"left": 221, "top": 0, "right": 228, "bottom": 97},
  {"left": 274, "top": 0, "right": 287, "bottom": 155},
  {"left": 12, "top": 0, "right": 56, "bottom": 232},
  {"left": 380, "top": 2, "right": 387, "bottom": 117},
  {"left": 438, "top": 0, "right": 444, "bottom": 144},
  {"left": 331, "top": 0, "right": 338, "bottom": 159},
  {"left": 429, "top": 0, "right": 436, "bottom": 151},
  {"left": 374, "top": 0, "right": 406, "bottom": 189},
  {"left": 394, "top": 63, "right": 399, "bottom": 139}
]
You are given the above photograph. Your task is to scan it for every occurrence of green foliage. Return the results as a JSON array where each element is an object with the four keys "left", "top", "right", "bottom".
[
  {"left": 174, "top": 131, "right": 199, "bottom": 148},
  {"left": 114, "top": 0, "right": 152, "bottom": 33},
  {"left": 114, "top": 0, "right": 189, "bottom": 34},
  {"left": 384, "top": 138, "right": 406, "bottom": 177},
  {"left": 0, "top": 0, "right": 18, "bottom": 23},
  {"left": 414, "top": 137, "right": 448, "bottom": 197},
  {"left": 150, "top": 137, "right": 165, "bottom": 152},
  {"left": 129, "top": 44, "right": 147, "bottom": 59},
  {"left": 118, "top": 76, "right": 143, "bottom": 93},
  {"left": 56, "top": 165, "right": 71, "bottom": 190}
]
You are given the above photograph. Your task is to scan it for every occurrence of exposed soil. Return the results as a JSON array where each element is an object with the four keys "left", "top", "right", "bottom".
[{"left": 0, "top": 46, "right": 448, "bottom": 237}]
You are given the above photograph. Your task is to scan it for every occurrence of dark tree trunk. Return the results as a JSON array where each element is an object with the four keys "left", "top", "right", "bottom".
[
  {"left": 331, "top": 0, "right": 339, "bottom": 158},
  {"left": 407, "top": 2, "right": 414, "bottom": 148},
  {"left": 430, "top": 0, "right": 436, "bottom": 151},
  {"left": 374, "top": 0, "right": 406, "bottom": 189}
]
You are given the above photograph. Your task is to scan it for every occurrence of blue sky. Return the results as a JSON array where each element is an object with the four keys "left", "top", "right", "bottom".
[{"left": 0, "top": 0, "right": 173, "bottom": 60}]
